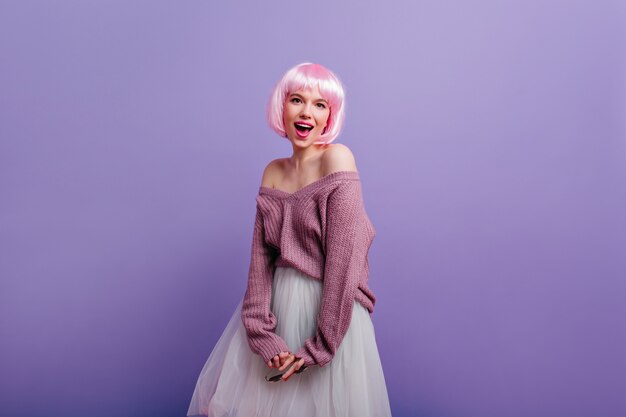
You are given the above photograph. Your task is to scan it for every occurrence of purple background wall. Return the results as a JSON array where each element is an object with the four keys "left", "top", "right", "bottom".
[{"left": 1, "top": 1, "right": 624, "bottom": 416}]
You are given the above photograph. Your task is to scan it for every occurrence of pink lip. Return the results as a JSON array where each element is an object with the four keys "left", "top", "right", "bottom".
[
  {"left": 295, "top": 127, "right": 311, "bottom": 139},
  {"left": 293, "top": 121, "right": 314, "bottom": 139},
  {"left": 294, "top": 121, "right": 314, "bottom": 128}
]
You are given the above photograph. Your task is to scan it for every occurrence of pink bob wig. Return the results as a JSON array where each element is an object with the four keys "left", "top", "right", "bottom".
[{"left": 266, "top": 62, "right": 346, "bottom": 145}]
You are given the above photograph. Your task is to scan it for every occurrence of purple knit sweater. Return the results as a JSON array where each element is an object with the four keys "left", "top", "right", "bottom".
[{"left": 240, "top": 170, "right": 377, "bottom": 368}]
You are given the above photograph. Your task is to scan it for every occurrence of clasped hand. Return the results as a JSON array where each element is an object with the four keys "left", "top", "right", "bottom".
[{"left": 267, "top": 351, "right": 305, "bottom": 381}]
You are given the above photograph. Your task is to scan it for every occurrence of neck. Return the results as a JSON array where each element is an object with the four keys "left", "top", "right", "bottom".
[{"left": 289, "top": 144, "right": 327, "bottom": 171}]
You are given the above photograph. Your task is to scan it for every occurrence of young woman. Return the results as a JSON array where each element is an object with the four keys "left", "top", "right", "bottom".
[{"left": 187, "top": 62, "right": 392, "bottom": 417}]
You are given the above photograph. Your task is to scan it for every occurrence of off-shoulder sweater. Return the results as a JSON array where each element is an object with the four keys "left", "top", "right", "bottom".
[{"left": 240, "top": 170, "right": 377, "bottom": 368}]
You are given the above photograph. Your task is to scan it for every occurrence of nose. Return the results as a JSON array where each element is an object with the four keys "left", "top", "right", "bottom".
[{"left": 299, "top": 104, "right": 312, "bottom": 118}]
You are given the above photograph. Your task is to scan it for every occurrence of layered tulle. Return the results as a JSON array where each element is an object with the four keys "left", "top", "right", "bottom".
[{"left": 187, "top": 266, "right": 392, "bottom": 417}]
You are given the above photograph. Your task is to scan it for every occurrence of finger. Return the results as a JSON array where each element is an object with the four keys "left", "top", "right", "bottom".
[
  {"left": 277, "top": 351, "right": 288, "bottom": 366},
  {"left": 273, "top": 355, "right": 281, "bottom": 368},
  {"left": 280, "top": 351, "right": 293, "bottom": 366},
  {"left": 269, "top": 355, "right": 279, "bottom": 368},
  {"left": 284, "top": 359, "right": 306, "bottom": 381},
  {"left": 282, "top": 363, "right": 298, "bottom": 381},
  {"left": 278, "top": 354, "right": 295, "bottom": 371}
]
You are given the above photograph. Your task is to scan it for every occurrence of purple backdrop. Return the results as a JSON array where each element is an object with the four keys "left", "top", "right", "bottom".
[{"left": 1, "top": 1, "right": 625, "bottom": 416}]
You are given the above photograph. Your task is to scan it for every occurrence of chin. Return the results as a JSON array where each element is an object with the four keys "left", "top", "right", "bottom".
[
  {"left": 289, "top": 135, "right": 317, "bottom": 146},
  {"left": 293, "top": 140, "right": 313, "bottom": 148}
]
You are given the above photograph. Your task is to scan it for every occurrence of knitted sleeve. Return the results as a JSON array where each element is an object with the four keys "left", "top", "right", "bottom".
[
  {"left": 294, "top": 179, "right": 369, "bottom": 367},
  {"left": 240, "top": 203, "right": 291, "bottom": 364}
]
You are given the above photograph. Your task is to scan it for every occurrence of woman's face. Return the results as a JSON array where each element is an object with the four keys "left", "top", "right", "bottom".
[{"left": 283, "top": 86, "right": 330, "bottom": 145}]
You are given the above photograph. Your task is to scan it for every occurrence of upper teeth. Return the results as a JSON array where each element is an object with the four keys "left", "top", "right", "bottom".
[{"left": 296, "top": 123, "right": 312, "bottom": 129}]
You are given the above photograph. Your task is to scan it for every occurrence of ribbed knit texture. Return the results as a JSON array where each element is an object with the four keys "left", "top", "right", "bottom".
[{"left": 240, "top": 170, "right": 377, "bottom": 368}]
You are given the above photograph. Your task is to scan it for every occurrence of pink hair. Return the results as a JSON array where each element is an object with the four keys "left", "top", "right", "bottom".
[{"left": 266, "top": 62, "right": 346, "bottom": 145}]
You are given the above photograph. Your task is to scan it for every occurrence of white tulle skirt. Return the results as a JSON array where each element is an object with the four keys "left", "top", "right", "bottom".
[{"left": 187, "top": 266, "right": 392, "bottom": 417}]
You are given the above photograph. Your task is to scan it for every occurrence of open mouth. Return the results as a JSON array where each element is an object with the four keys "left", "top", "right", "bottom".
[{"left": 294, "top": 123, "right": 314, "bottom": 133}]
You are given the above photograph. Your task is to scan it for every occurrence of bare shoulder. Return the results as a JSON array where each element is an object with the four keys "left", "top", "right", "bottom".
[
  {"left": 322, "top": 143, "right": 358, "bottom": 174},
  {"left": 260, "top": 158, "right": 285, "bottom": 188}
]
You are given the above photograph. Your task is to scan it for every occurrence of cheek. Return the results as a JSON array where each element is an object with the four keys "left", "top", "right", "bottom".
[
  {"left": 283, "top": 107, "right": 293, "bottom": 123},
  {"left": 321, "top": 111, "right": 330, "bottom": 127},
  {"left": 284, "top": 105, "right": 299, "bottom": 121}
]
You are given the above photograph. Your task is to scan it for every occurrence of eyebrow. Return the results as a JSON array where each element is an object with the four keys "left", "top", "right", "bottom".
[{"left": 289, "top": 93, "right": 328, "bottom": 104}]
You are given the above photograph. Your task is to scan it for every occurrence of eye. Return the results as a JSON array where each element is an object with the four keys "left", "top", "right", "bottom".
[
  {"left": 316, "top": 103, "right": 327, "bottom": 109},
  {"left": 290, "top": 97, "right": 302, "bottom": 104}
]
